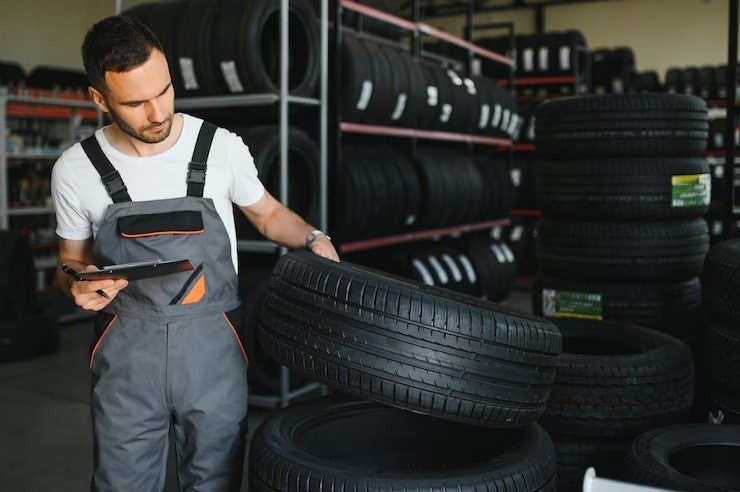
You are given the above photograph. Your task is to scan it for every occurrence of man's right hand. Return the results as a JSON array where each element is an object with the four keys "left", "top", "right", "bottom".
[{"left": 71, "top": 265, "right": 128, "bottom": 311}]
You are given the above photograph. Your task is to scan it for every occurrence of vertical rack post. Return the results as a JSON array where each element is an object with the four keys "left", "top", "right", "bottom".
[
  {"left": 724, "top": 0, "right": 738, "bottom": 239},
  {"left": 331, "top": 0, "right": 343, "bottom": 239},
  {"left": 320, "top": 0, "right": 329, "bottom": 232},
  {"left": 0, "top": 89, "right": 7, "bottom": 230},
  {"left": 279, "top": 0, "right": 290, "bottom": 408}
]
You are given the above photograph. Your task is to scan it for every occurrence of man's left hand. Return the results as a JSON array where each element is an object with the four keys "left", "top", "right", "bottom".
[{"left": 309, "top": 235, "right": 340, "bottom": 262}]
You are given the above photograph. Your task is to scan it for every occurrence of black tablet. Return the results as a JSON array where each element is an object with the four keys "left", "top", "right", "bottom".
[{"left": 78, "top": 259, "right": 193, "bottom": 281}]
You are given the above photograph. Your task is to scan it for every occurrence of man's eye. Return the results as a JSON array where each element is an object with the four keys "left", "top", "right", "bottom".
[{"left": 127, "top": 103, "right": 142, "bottom": 108}]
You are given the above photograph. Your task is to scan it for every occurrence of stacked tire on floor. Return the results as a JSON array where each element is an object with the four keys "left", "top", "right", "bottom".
[
  {"left": 250, "top": 251, "right": 563, "bottom": 491},
  {"left": 699, "top": 240, "right": 740, "bottom": 424},
  {"left": 0, "top": 231, "right": 58, "bottom": 362},
  {"left": 530, "top": 94, "right": 709, "bottom": 490},
  {"left": 533, "top": 94, "right": 711, "bottom": 342}
]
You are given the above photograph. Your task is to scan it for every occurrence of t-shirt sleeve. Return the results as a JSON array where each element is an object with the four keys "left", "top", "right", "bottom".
[
  {"left": 51, "top": 155, "right": 93, "bottom": 240},
  {"left": 227, "top": 131, "right": 265, "bottom": 207}
]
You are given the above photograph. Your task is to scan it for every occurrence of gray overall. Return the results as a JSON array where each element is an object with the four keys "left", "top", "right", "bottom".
[{"left": 80, "top": 121, "right": 249, "bottom": 492}]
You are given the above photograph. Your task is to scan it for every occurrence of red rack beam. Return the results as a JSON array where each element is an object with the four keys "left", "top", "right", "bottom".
[
  {"left": 340, "top": 219, "right": 510, "bottom": 253},
  {"left": 513, "top": 144, "right": 536, "bottom": 152},
  {"left": 341, "top": 122, "right": 512, "bottom": 147},
  {"left": 8, "top": 103, "right": 98, "bottom": 122},
  {"left": 499, "top": 76, "right": 576, "bottom": 87},
  {"left": 340, "top": 0, "right": 513, "bottom": 66}
]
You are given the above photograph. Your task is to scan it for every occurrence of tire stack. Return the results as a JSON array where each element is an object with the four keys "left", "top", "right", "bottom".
[
  {"left": 251, "top": 251, "right": 563, "bottom": 491},
  {"left": 0, "top": 231, "right": 58, "bottom": 362},
  {"left": 699, "top": 240, "right": 740, "bottom": 424},
  {"left": 125, "top": 0, "right": 320, "bottom": 97},
  {"left": 341, "top": 34, "right": 518, "bottom": 138},
  {"left": 532, "top": 94, "right": 711, "bottom": 343},
  {"left": 542, "top": 319, "right": 694, "bottom": 490},
  {"left": 665, "top": 64, "right": 739, "bottom": 101},
  {"left": 591, "top": 47, "right": 636, "bottom": 94}
]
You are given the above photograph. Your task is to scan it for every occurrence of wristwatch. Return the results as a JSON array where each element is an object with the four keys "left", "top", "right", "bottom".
[{"left": 305, "top": 229, "right": 331, "bottom": 250}]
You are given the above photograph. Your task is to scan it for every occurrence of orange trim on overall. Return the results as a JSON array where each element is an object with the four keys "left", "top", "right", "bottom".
[
  {"left": 89, "top": 315, "right": 118, "bottom": 369},
  {"left": 182, "top": 275, "right": 206, "bottom": 304},
  {"left": 120, "top": 229, "right": 204, "bottom": 238},
  {"left": 223, "top": 313, "right": 249, "bottom": 364}
]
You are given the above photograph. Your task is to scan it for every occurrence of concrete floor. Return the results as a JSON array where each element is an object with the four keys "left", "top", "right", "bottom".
[{"left": 0, "top": 285, "right": 533, "bottom": 491}]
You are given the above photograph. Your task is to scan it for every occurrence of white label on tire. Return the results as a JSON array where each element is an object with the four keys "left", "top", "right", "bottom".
[
  {"left": 527, "top": 119, "right": 536, "bottom": 140},
  {"left": 220, "top": 61, "right": 245, "bottom": 93},
  {"left": 447, "top": 70, "right": 463, "bottom": 86},
  {"left": 559, "top": 46, "right": 571, "bottom": 70},
  {"left": 539, "top": 47, "right": 549, "bottom": 71},
  {"left": 714, "top": 132, "right": 724, "bottom": 149},
  {"left": 472, "top": 58, "right": 482, "bottom": 77},
  {"left": 542, "top": 288, "right": 557, "bottom": 316},
  {"left": 510, "top": 168, "right": 522, "bottom": 187},
  {"left": 427, "top": 86, "right": 438, "bottom": 106},
  {"left": 511, "top": 225, "right": 524, "bottom": 242},
  {"left": 491, "top": 104, "right": 502, "bottom": 127},
  {"left": 490, "top": 244, "right": 506, "bottom": 263},
  {"left": 523, "top": 48, "right": 534, "bottom": 72},
  {"left": 412, "top": 259, "right": 434, "bottom": 285},
  {"left": 458, "top": 255, "right": 477, "bottom": 284},
  {"left": 713, "top": 221, "right": 724, "bottom": 235},
  {"left": 715, "top": 165, "right": 725, "bottom": 179},
  {"left": 391, "top": 93, "right": 408, "bottom": 121},
  {"left": 491, "top": 226, "right": 503, "bottom": 240},
  {"left": 464, "top": 78, "right": 477, "bottom": 96},
  {"left": 440, "top": 104, "right": 453, "bottom": 123},
  {"left": 441, "top": 254, "right": 463, "bottom": 282},
  {"left": 478, "top": 104, "right": 490, "bottom": 129},
  {"left": 500, "top": 243, "right": 515, "bottom": 263},
  {"left": 507, "top": 114, "right": 519, "bottom": 136},
  {"left": 612, "top": 78, "right": 624, "bottom": 94},
  {"left": 501, "top": 109, "right": 511, "bottom": 130},
  {"left": 405, "top": 214, "right": 416, "bottom": 225},
  {"left": 179, "top": 58, "right": 199, "bottom": 90},
  {"left": 357, "top": 80, "right": 373, "bottom": 110},
  {"left": 427, "top": 256, "right": 449, "bottom": 284}
]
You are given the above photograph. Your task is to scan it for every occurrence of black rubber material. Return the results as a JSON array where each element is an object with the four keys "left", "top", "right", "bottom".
[
  {"left": 231, "top": 126, "right": 319, "bottom": 238},
  {"left": 249, "top": 396, "right": 556, "bottom": 492},
  {"left": 627, "top": 424, "right": 740, "bottom": 491},
  {"left": 541, "top": 319, "right": 694, "bottom": 439},
  {"left": 0, "top": 312, "right": 59, "bottom": 362},
  {"left": 537, "top": 219, "right": 710, "bottom": 282},
  {"left": 555, "top": 440, "right": 628, "bottom": 492},
  {"left": 702, "top": 239, "right": 740, "bottom": 325},
  {"left": 535, "top": 94, "right": 709, "bottom": 158},
  {"left": 258, "top": 251, "right": 562, "bottom": 427},
  {"left": 536, "top": 157, "right": 710, "bottom": 220},
  {"left": 704, "top": 323, "right": 740, "bottom": 392},
  {"left": 340, "top": 35, "right": 373, "bottom": 122},
  {"left": 475, "top": 156, "right": 514, "bottom": 218},
  {"left": 704, "top": 390, "right": 740, "bottom": 424},
  {"left": 172, "top": 0, "right": 221, "bottom": 96},
  {"left": 0, "top": 61, "right": 25, "bottom": 87},
  {"left": 467, "top": 238, "right": 516, "bottom": 302},
  {"left": 25, "top": 66, "right": 89, "bottom": 91},
  {"left": 0, "top": 231, "right": 35, "bottom": 317},
  {"left": 532, "top": 275, "right": 703, "bottom": 340}
]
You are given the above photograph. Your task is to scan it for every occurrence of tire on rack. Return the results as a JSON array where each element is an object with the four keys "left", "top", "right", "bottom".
[
  {"left": 257, "top": 251, "right": 562, "bottom": 426},
  {"left": 173, "top": 0, "right": 221, "bottom": 96},
  {"left": 534, "top": 94, "right": 709, "bottom": 158},
  {"left": 468, "top": 238, "right": 516, "bottom": 302},
  {"left": 702, "top": 239, "right": 740, "bottom": 325},
  {"left": 555, "top": 439, "right": 630, "bottom": 491},
  {"left": 536, "top": 157, "right": 711, "bottom": 220},
  {"left": 541, "top": 319, "right": 694, "bottom": 439},
  {"left": 249, "top": 396, "right": 557, "bottom": 492},
  {"left": 704, "top": 323, "right": 740, "bottom": 392},
  {"left": 0, "top": 231, "right": 35, "bottom": 317},
  {"left": 537, "top": 219, "right": 710, "bottom": 282},
  {"left": 626, "top": 424, "right": 740, "bottom": 491},
  {"left": 231, "top": 126, "right": 319, "bottom": 239},
  {"left": 532, "top": 275, "right": 703, "bottom": 341}
]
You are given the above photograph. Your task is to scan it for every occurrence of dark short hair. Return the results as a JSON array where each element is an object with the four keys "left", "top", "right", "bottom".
[{"left": 82, "top": 15, "right": 163, "bottom": 92}]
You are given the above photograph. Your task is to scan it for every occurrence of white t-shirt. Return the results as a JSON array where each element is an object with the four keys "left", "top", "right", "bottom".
[{"left": 51, "top": 113, "right": 265, "bottom": 272}]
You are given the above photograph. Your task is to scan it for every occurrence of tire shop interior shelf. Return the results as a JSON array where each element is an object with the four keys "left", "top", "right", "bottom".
[
  {"left": 339, "top": 219, "right": 510, "bottom": 254},
  {"left": 5, "top": 94, "right": 100, "bottom": 122},
  {"left": 341, "top": 122, "right": 513, "bottom": 147},
  {"left": 174, "top": 93, "right": 321, "bottom": 110},
  {"left": 498, "top": 76, "right": 576, "bottom": 86}
]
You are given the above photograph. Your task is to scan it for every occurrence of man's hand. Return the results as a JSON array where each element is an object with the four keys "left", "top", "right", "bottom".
[
  {"left": 71, "top": 265, "right": 128, "bottom": 311},
  {"left": 309, "top": 235, "right": 339, "bottom": 262}
]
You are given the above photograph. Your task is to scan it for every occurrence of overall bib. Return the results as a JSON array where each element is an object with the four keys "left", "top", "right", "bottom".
[{"left": 81, "top": 121, "right": 249, "bottom": 492}]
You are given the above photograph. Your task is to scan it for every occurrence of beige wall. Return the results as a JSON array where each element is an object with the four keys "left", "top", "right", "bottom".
[
  {"left": 0, "top": 0, "right": 151, "bottom": 73},
  {"left": 432, "top": 0, "right": 732, "bottom": 80}
]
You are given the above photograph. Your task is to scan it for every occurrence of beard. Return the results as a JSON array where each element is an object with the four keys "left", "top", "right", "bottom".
[{"left": 107, "top": 105, "right": 174, "bottom": 144}]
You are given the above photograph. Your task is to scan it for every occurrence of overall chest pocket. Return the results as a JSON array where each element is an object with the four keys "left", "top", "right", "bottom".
[{"left": 117, "top": 210, "right": 205, "bottom": 264}]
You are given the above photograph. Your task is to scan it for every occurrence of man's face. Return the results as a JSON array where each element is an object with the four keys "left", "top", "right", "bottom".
[{"left": 98, "top": 49, "right": 175, "bottom": 144}]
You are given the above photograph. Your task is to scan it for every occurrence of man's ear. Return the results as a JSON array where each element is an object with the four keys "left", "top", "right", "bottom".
[{"left": 88, "top": 86, "right": 109, "bottom": 113}]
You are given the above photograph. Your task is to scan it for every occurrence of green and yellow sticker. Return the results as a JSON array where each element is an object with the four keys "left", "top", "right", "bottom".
[
  {"left": 672, "top": 174, "right": 711, "bottom": 208},
  {"left": 542, "top": 289, "right": 603, "bottom": 320}
]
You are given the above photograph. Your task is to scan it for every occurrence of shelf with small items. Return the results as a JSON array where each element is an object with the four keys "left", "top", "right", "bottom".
[
  {"left": 341, "top": 122, "right": 513, "bottom": 147},
  {"left": 339, "top": 219, "right": 511, "bottom": 254}
]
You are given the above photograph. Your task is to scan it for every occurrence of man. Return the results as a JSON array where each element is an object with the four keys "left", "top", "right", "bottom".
[{"left": 51, "top": 15, "right": 338, "bottom": 491}]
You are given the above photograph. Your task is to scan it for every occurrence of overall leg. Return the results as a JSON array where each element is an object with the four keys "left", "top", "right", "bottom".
[
  {"left": 90, "top": 314, "right": 171, "bottom": 492},
  {"left": 170, "top": 311, "right": 249, "bottom": 492}
]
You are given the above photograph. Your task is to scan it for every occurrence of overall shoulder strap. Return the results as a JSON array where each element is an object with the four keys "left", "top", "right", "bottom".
[
  {"left": 80, "top": 135, "right": 132, "bottom": 203},
  {"left": 187, "top": 121, "right": 218, "bottom": 198}
]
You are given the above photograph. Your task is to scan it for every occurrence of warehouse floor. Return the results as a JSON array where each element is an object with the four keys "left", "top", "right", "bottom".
[{"left": 0, "top": 285, "right": 533, "bottom": 490}]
